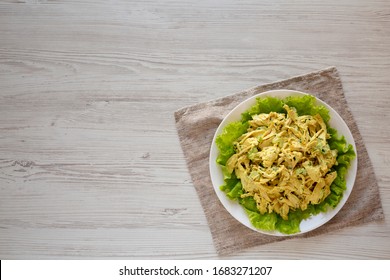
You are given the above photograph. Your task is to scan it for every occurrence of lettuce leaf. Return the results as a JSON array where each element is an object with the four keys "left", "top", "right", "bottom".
[
  {"left": 245, "top": 209, "right": 278, "bottom": 231},
  {"left": 241, "top": 96, "right": 284, "bottom": 122},
  {"left": 216, "top": 94, "right": 355, "bottom": 234},
  {"left": 285, "top": 94, "right": 330, "bottom": 123},
  {"left": 216, "top": 121, "right": 248, "bottom": 165}
]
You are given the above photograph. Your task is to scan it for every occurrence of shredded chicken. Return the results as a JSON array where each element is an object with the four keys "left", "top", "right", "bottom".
[{"left": 226, "top": 105, "right": 338, "bottom": 220}]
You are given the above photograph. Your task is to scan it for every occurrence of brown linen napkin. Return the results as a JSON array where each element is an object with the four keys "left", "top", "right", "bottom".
[{"left": 174, "top": 67, "right": 384, "bottom": 256}]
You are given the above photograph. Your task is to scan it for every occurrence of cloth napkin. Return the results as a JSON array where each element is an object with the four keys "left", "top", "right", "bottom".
[{"left": 174, "top": 67, "right": 384, "bottom": 256}]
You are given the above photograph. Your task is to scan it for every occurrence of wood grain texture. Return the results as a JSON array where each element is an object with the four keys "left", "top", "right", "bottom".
[{"left": 0, "top": 0, "right": 389, "bottom": 259}]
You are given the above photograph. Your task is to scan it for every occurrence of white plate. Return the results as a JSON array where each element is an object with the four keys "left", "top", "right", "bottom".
[{"left": 209, "top": 89, "right": 358, "bottom": 236}]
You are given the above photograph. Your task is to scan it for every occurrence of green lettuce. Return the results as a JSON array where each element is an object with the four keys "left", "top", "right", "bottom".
[
  {"left": 216, "top": 121, "right": 248, "bottom": 165},
  {"left": 216, "top": 94, "right": 355, "bottom": 234}
]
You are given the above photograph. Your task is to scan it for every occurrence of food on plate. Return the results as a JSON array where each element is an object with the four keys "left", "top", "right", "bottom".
[{"left": 216, "top": 94, "right": 355, "bottom": 234}]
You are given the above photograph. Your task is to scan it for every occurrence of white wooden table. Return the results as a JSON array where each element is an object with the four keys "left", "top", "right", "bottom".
[{"left": 1, "top": 0, "right": 389, "bottom": 259}]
